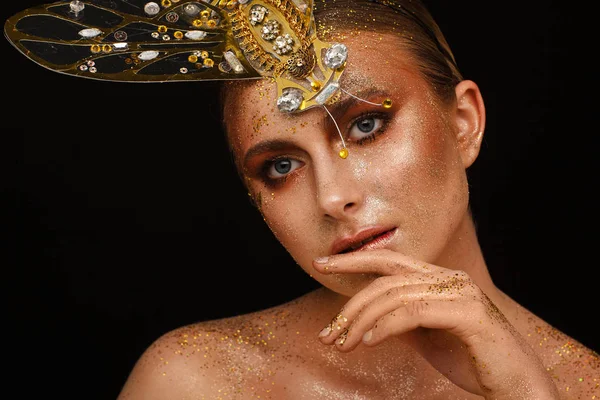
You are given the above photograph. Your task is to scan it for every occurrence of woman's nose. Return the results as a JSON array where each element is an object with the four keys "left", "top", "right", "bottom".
[{"left": 314, "top": 158, "right": 363, "bottom": 220}]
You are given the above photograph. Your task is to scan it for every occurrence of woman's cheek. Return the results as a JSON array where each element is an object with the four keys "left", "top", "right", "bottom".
[{"left": 258, "top": 190, "right": 307, "bottom": 252}]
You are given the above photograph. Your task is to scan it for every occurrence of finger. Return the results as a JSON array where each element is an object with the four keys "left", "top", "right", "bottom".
[
  {"left": 319, "top": 274, "right": 476, "bottom": 345},
  {"left": 332, "top": 281, "right": 470, "bottom": 351},
  {"left": 361, "top": 299, "right": 486, "bottom": 348},
  {"left": 319, "top": 276, "right": 426, "bottom": 344},
  {"left": 313, "top": 249, "right": 437, "bottom": 276}
]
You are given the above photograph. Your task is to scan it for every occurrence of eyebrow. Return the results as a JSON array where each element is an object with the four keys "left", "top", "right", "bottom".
[
  {"left": 323, "top": 87, "right": 390, "bottom": 121},
  {"left": 243, "top": 138, "right": 295, "bottom": 167}
]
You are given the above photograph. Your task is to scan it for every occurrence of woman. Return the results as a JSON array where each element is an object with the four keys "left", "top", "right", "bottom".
[
  {"left": 5, "top": 0, "right": 597, "bottom": 398},
  {"left": 115, "top": 1, "right": 596, "bottom": 398}
]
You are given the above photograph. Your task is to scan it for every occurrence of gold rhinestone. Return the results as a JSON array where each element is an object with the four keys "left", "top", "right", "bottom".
[
  {"left": 200, "top": 50, "right": 209, "bottom": 59},
  {"left": 125, "top": 58, "right": 132, "bottom": 64},
  {"left": 339, "top": 148, "right": 349, "bottom": 159},
  {"left": 203, "top": 58, "right": 214, "bottom": 67},
  {"left": 158, "top": 25, "right": 168, "bottom": 33},
  {"left": 226, "top": 1, "right": 236, "bottom": 8},
  {"left": 90, "top": 44, "right": 101, "bottom": 53},
  {"left": 382, "top": 98, "right": 393, "bottom": 108},
  {"left": 174, "top": 31, "right": 183, "bottom": 39},
  {"left": 200, "top": 10, "right": 210, "bottom": 18},
  {"left": 206, "top": 19, "right": 217, "bottom": 28},
  {"left": 192, "top": 19, "right": 203, "bottom": 27},
  {"left": 311, "top": 81, "right": 322, "bottom": 92},
  {"left": 102, "top": 44, "right": 112, "bottom": 53},
  {"left": 161, "top": 0, "right": 171, "bottom": 7},
  {"left": 188, "top": 54, "right": 198, "bottom": 63}
]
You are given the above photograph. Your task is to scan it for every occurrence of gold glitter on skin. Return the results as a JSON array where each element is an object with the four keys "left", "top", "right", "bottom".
[{"left": 118, "top": 2, "right": 596, "bottom": 399}]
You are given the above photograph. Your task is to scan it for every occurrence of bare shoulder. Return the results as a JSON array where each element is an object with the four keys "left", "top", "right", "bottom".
[
  {"left": 116, "top": 317, "right": 242, "bottom": 400},
  {"left": 117, "top": 290, "right": 328, "bottom": 400},
  {"left": 514, "top": 305, "right": 599, "bottom": 399}
]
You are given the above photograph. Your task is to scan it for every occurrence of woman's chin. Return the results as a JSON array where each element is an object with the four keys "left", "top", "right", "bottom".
[{"left": 324, "top": 272, "right": 380, "bottom": 297}]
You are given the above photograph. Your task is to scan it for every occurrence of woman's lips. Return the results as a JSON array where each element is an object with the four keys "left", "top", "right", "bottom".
[
  {"left": 332, "top": 227, "right": 398, "bottom": 254},
  {"left": 351, "top": 228, "right": 397, "bottom": 253}
]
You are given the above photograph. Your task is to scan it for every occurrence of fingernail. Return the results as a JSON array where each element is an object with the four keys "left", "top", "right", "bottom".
[
  {"left": 362, "top": 330, "right": 372, "bottom": 343},
  {"left": 319, "top": 325, "right": 332, "bottom": 338},
  {"left": 314, "top": 257, "right": 329, "bottom": 264}
]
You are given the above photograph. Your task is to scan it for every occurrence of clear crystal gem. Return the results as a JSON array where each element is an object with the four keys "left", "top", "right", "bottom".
[
  {"left": 223, "top": 50, "right": 245, "bottom": 73},
  {"left": 184, "top": 4, "right": 200, "bottom": 16},
  {"left": 70, "top": 1, "right": 85, "bottom": 13},
  {"left": 113, "top": 43, "right": 129, "bottom": 51},
  {"left": 250, "top": 6, "right": 268, "bottom": 25},
  {"left": 151, "top": 32, "right": 160, "bottom": 38},
  {"left": 78, "top": 28, "right": 102, "bottom": 38},
  {"left": 273, "top": 34, "right": 293, "bottom": 55},
  {"left": 315, "top": 82, "right": 340, "bottom": 105},
  {"left": 277, "top": 88, "right": 304, "bottom": 113},
  {"left": 185, "top": 30, "right": 207, "bottom": 40},
  {"left": 261, "top": 20, "right": 280, "bottom": 41},
  {"left": 139, "top": 50, "right": 159, "bottom": 60},
  {"left": 324, "top": 43, "right": 348, "bottom": 69},
  {"left": 144, "top": 2, "right": 160, "bottom": 16}
]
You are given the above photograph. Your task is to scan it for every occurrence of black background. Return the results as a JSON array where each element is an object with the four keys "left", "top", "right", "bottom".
[{"left": 4, "top": 1, "right": 598, "bottom": 399}]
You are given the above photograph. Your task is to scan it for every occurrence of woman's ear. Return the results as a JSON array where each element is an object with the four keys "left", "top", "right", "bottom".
[{"left": 453, "top": 80, "right": 486, "bottom": 168}]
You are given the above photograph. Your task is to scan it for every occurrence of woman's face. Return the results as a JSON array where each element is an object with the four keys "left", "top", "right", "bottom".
[{"left": 224, "top": 34, "right": 472, "bottom": 296}]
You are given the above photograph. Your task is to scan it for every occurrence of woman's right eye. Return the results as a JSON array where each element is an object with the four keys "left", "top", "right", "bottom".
[{"left": 265, "top": 157, "right": 303, "bottom": 180}]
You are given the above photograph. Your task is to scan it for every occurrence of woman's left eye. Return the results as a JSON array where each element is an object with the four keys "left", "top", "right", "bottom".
[{"left": 348, "top": 115, "right": 386, "bottom": 142}]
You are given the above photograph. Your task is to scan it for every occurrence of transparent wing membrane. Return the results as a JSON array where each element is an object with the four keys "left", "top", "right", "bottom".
[{"left": 4, "top": 0, "right": 261, "bottom": 82}]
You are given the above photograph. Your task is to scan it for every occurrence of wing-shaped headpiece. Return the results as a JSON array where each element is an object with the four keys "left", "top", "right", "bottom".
[
  {"left": 6, "top": 0, "right": 391, "bottom": 158},
  {"left": 5, "top": 0, "right": 348, "bottom": 111}
]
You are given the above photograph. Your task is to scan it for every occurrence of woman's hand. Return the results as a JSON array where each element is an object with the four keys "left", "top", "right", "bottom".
[{"left": 313, "top": 249, "right": 560, "bottom": 400}]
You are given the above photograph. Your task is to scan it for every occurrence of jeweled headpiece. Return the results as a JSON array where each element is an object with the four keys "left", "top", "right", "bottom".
[{"left": 5, "top": 0, "right": 391, "bottom": 158}]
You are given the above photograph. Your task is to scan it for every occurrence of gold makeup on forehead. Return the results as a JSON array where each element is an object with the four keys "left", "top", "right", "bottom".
[{"left": 5, "top": 0, "right": 391, "bottom": 158}]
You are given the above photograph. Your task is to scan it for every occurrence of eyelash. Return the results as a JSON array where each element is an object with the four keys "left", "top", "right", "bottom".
[
  {"left": 259, "top": 111, "right": 392, "bottom": 186},
  {"left": 348, "top": 111, "right": 391, "bottom": 145}
]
